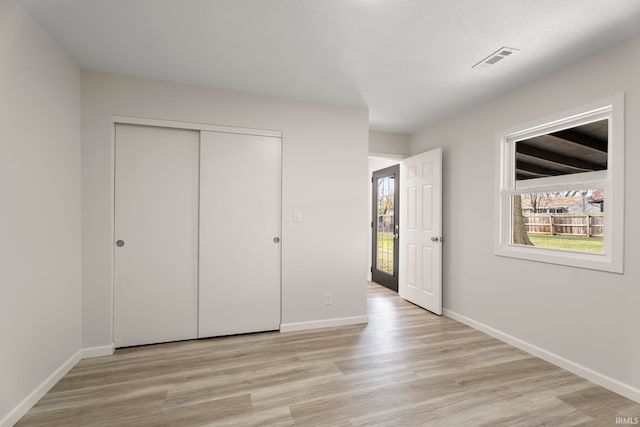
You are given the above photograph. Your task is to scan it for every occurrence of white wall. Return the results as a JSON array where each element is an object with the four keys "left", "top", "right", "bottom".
[
  {"left": 369, "top": 130, "right": 410, "bottom": 157},
  {"left": 0, "top": 0, "right": 82, "bottom": 423},
  {"left": 411, "top": 34, "right": 640, "bottom": 398},
  {"left": 81, "top": 70, "right": 369, "bottom": 345}
]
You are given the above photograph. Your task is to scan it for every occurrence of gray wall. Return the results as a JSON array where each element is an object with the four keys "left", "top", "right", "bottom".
[
  {"left": 0, "top": 0, "right": 82, "bottom": 421},
  {"left": 411, "top": 34, "right": 640, "bottom": 395},
  {"left": 369, "top": 130, "right": 410, "bottom": 156}
]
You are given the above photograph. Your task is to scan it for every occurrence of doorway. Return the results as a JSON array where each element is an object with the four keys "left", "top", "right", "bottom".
[{"left": 371, "top": 164, "right": 399, "bottom": 291}]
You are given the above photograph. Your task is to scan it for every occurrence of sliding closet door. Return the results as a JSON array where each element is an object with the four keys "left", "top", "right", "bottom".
[
  {"left": 199, "top": 131, "right": 281, "bottom": 337},
  {"left": 114, "top": 124, "right": 199, "bottom": 347}
]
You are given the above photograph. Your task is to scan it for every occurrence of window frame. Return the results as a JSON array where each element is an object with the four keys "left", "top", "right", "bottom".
[{"left": 494, "top": 94, "right": 624, "bottom": 273}]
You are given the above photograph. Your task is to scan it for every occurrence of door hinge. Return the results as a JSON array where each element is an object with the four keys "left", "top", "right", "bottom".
[
  {"left": 370, "top": 266, "right": 373, "bottom": 272},
  {"left": 370, "top": 221, "right": 373, "bottom": 228},
  {"left": 371, "top": 177, "right": 374, "bottom": 183}
]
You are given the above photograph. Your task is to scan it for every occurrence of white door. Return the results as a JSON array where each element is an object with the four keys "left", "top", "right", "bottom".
[
  {"left": 114, "top": 124, "right": 199, "bottom": 347},
  {"left": 399, "top": 148, "right": 443, "bottom": 315},
  {"left": 198, "top": 131, "right": 281, "bottom": 337}
]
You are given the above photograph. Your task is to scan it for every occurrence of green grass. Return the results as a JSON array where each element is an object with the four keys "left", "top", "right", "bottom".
[
  {"left": 377, "top": 232, "right": 394, "bottom": 247},
  {"left": 376, "top": 232, "right": 395, "bottom": 272},
  {"left": 527, "top": 234, "right": 604, "bottom": 253}
]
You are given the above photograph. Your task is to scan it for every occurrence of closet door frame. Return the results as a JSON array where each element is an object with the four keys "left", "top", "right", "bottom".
[{"left": 110, "top": 115, "right": 283, "bottom": 345}]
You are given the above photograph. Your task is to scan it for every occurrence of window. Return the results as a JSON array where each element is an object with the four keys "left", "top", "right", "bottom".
[{"left": 495, "top": 95, "right": 624, "bottom": 273}]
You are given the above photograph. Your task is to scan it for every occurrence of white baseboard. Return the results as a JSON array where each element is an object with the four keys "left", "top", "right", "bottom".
[
  {"left": 444, "top": 308, "right": 640, "bottom": 404},
  {"left": 280, "top": 315, "right": 368, "bottom": 333},
  {"left": 0, "top": 349, "right": 82, "bottom": 427},
  {"left": 80, "top": 343, "right": 114, "bottom": 359},
  {"left": 1, "top": 343, "right": 116, "bottom": 427}
]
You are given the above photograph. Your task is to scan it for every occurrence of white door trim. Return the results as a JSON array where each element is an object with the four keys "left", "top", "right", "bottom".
[{"left": 113, "top": 115, "right": 282, "bottom": 138}]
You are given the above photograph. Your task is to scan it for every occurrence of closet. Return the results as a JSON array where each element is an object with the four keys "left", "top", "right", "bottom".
[{"left": 113, "top": 123, "right": 282, "bottom": 348}]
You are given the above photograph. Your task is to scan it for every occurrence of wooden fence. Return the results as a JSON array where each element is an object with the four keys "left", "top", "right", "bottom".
[{"left": 524, "top": 213, "right": 604, "bottom": 237}]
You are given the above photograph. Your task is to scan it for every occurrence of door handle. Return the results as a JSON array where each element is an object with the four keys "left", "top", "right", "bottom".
[
  {"left": 116, "top": 240, "right": 125, "bottom": 247},
  {"left": 430, "top": 236, "right": 442, "bottom": 242}
]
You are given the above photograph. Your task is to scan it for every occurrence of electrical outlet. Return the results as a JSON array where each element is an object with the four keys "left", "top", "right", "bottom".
[{"left": 324, "top": 292, "right": 333, "bottom": 305}]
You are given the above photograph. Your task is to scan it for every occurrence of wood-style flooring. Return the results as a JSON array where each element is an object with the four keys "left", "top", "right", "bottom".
[{"left": 17, "top": 283, "right": 640, "bottom": 426}]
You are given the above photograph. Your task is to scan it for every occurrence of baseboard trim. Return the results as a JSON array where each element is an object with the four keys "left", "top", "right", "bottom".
[
  {"left": 0, "top": 349, "right": 82, "bottom": 427},
  {"left": 444, "top": 308, "right": 640, "bottom": 404},
  {"left": 1, "top": 343, "right": 116, "bottom": 427},
  {"left": 280, "top": 315, "right": 368, "bottom": 333},
  {"left": 80, "top": 343, "right": 115, "bottom": 359}
]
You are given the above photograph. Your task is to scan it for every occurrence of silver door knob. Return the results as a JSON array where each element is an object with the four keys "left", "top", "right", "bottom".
[{"left": 116, "top": 240, "right": 125, "bottom": 247}]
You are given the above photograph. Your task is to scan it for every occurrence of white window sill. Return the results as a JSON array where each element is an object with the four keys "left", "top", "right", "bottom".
[{"left": 494, "top": 243, "right": 622, "bottom": 274}]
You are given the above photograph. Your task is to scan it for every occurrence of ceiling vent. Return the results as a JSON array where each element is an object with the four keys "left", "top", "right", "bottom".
[{"left": 472, "top": 47, "right": 519, "bottom": 69}]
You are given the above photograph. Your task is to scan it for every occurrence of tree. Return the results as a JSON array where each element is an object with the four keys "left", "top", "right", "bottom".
[
  {"left": 524, "top": 192, "right": 547, "bottom": 213},
  {"left": 513, "top": 194, "right": 533, "bottom": 245}
]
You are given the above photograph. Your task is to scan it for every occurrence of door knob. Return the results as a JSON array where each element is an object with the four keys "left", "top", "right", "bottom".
[
  {"left": 430, "top": 236, "right": 440, "bottom": 242},
  {"left": 273, "top": 237, "right": 280, "bottom": 243},
  {"left": 116, "top": 240, "right": 125, "bottom": 247}
]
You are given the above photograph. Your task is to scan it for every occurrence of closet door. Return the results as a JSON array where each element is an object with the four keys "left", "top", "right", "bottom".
[
  {"left": 114, "top": 124, "right": 199, "bottom": 347},
  {"left": 199, "top": 131, "right": 281, "bottom": 337}
]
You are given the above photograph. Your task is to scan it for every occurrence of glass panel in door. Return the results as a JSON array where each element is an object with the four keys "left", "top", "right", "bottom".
[{"left": 371, "top": 164, "right": 399, "bottom": 291}]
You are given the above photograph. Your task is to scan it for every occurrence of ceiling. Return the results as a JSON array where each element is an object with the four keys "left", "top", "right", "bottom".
[
  {"left": 516, "top": 119, "right": 608, "bottom": 181},
  {"left": 18, "top": 0, "right": 640, "bottom": 133}
]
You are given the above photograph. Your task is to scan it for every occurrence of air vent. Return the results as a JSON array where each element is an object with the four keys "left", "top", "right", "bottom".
[{"left": 473, "top": 47, "right": 519, "bottom": 69}]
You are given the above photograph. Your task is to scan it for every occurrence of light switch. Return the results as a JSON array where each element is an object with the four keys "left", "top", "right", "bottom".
[{"left": 293, "top": 209, "right": 302, "bottom": 222}]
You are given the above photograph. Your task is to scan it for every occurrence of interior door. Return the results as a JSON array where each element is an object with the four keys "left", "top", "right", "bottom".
[
  {"left": 198, "top": 131, "right": 281, "bottom": 337},
  {"left": 371, "top": 165, "right": 399, "bottom": 291},
  {"left": 114, "top": 124, "right": 199, "bottom": 347},
  {"left": 399, "top": 148, "right": 443, "bottom": 315}
]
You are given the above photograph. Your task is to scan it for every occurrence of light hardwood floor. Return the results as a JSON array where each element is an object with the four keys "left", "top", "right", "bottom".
[{"left": 18, "top": 283, "right": 640, "bottom": 426}]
